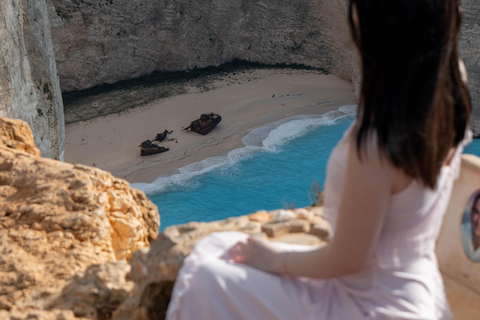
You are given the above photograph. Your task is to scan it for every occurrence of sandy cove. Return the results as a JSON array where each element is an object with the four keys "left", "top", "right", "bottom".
[{"left": 64, "top": 69, "right": 357, "bottom": 184}]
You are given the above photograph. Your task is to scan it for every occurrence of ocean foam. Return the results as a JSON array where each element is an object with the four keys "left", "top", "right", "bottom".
[{"left": 132, "top": 105, "right": 358, "bottom": 195}]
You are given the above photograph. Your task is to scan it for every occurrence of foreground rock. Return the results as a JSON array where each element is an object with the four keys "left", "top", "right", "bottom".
[
  {"left": 112, "top": 207, "right": 330, "bottom": 320},
  {"left": 0, "top": 117, "right": 159, "bottom": 317}
]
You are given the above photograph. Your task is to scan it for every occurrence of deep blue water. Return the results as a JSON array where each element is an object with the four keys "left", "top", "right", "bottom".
[{"left": 133, "top": 106, "right": 480, "bottom": 231}]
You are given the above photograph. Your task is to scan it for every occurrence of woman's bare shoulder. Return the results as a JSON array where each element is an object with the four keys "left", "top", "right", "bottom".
[{"left": 344, "top": 131, "right": 412, "bottom": 195}]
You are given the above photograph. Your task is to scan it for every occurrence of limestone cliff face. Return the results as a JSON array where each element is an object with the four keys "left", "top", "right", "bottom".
[
  {"left": 0, "top": 117, "right": 159, "bottom": 317},
  {"left": 47, "top": 0, "right": 349, "bottom": 93},
  {"left": 315, "top": 0, "right": 361, "bottom": 100},
  {"left": 460, "top": 0, "right": 480, "bottom": 134},
  {"left": 0, "top": 0, "right": 64, "bottom": 160}
]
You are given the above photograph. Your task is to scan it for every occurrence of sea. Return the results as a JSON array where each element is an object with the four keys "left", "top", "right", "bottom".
[{"left": 133, "top": 105, "right": 480, "bottom": 231}]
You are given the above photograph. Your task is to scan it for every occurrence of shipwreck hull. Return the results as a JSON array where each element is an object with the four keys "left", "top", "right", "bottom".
[
  {"left": 140, "top": 146, "right": 169, "bottom": 156},
  {"left": 189, "top": 115, "right": 222, "bottom": 135}
]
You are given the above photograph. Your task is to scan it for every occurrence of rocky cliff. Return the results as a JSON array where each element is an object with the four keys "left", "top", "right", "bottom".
[
  {"left": 0, "top": 0, "right": 64, "bottom": 160},
  {"left": 0, "top": 117, "right": 159, "bottom": 319},
  {"left": 460, "top": 0, "right": 480, "bottom": 134},
  {"left": 46, "top": 0, "right": 356, "bottom": 93}
]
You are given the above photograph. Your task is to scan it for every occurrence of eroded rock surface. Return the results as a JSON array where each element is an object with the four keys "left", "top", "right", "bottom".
[
  {"left": 112, "top": 207, "right": 330, "bottom": 320},
  {"left": 460, "top": 0, "right": 480, "bottom": 134},
  {"left": 50, "top": 262, "right": 134, "bottom": 320},
  {"left": 0, "top": 0, "right": 64, "bottom": 160},
  {"left": 0, "top": 117, "right": 159, "bottom": 317},
  {"left": 0, "top": 118, "right": 40, "bottom": 157},
  {"left": 0, "top": 309, "right": 86, "bottom": 320},
  {"left": 46, "top": 0, "right": 354, "bottom": 93}
]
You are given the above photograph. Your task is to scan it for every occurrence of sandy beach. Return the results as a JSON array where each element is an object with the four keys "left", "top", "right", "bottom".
[{"left": 64, "top": 69, "right": 357, "bottom": 184}]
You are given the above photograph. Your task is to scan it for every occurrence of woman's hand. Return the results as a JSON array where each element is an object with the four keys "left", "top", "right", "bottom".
[{"left": 230, "top": 237, "right": 285, "bottom": 274}]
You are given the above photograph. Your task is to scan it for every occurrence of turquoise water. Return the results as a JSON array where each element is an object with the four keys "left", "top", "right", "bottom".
[
  {"left": 134, "top": 106, "right": 356, "bottom": 230},
  {"left": 133, "top": 106, "right": 480, "bottom": 231},
  {"left": 464, "top": 138, "right": 480, "bottom": 155}
]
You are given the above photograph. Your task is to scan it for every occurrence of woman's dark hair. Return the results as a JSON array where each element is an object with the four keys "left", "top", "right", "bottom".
[{"left": 348, "top": 0, "right": 471, "bottom": 188}]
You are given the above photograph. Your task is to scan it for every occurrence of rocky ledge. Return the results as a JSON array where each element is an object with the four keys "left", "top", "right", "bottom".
[{"left": 0, "top": 117, "right": 330, "bottom": 320}]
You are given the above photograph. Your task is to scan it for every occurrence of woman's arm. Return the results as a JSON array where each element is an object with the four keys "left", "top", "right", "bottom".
[{"left": 231, "top": 136, "right": 399, "bottom": 278}]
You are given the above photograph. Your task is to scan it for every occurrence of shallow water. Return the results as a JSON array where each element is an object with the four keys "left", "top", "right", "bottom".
[{"left": 133, "top": 106, "right": 480, "bottom": 231}]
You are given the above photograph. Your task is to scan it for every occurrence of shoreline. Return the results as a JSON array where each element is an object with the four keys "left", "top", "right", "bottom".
[
  {"left": 63, "top": 59, "right": 328, "bottom": 124},
  {"left": 64, "top": 69, "right": 357, "bottom": 184},
  {"left": 133, "top": 106, "right": 358, "bottom": 195}
]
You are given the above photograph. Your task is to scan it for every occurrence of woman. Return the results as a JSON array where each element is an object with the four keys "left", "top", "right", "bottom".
[{"left": 166, "top": 0, "right": 471, "bottom": 319}]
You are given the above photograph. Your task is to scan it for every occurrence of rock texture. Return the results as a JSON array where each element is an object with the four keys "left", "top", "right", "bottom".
[
  {"left": 0, "top": 0, "right": 64, "bottom": 160},
  {"left": 50, "top": 262, "right": 134, "bottom": 319},
  {"left": 0, "top": 117, "right": 159, "bottom": 317},
  {"left": 316, "top": 0, "right": 361, "bottom": 99},
  {"left": 0, "top": 309, "right": 85, "bottom": 320},
  {"left": 46, "top": 0, "right": 355, "bottom": 93},
  {"left": 0, "top": 118, "right": 40, "bottom": 157},
  {"left": 112, "top": 207, "right": 330, "bottom": 320},
  {"left": 460, "top": 0, "right": 480, "bottom": 134}
]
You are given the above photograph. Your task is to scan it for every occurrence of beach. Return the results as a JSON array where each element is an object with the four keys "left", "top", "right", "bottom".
[{"left": 64, "top": 69, "right": 357, "bottom": 184}]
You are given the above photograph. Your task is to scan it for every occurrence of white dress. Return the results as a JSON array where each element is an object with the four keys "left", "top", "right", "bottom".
[{"left": 166, "top": 124, "right": 467, "bottom": 320}]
